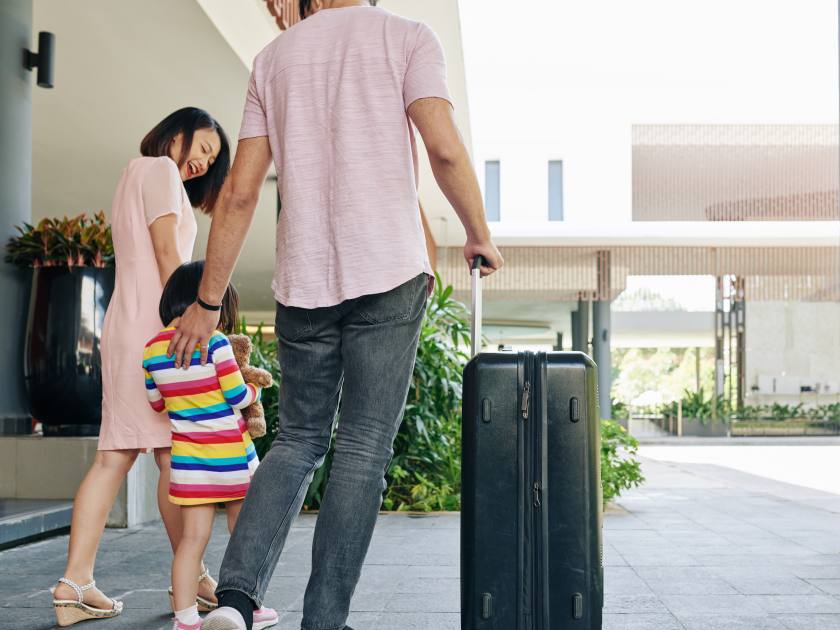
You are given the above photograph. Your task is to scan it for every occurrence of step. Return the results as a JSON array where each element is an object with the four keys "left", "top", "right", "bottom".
[{"left": 0, "top": 498, "right": 72, "bottom": 549}]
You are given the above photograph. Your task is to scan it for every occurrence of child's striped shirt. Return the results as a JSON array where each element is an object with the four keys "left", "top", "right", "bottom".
[{"left": 143, "top": 328, "right": 260, "bottom": 505}]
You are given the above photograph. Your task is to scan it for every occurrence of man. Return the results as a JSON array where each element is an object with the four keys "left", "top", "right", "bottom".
[{"left": 170, "top": 1, "right": 503, "bottom": 628}]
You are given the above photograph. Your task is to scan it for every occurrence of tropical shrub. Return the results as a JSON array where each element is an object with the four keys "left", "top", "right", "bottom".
[
  {"left": 383, "top": 277, "right": 471, "bottom": 511},
  {"left": 611, "top": 399, "right": 629, "bottom": 421},
  {"left": 600, "top": 419, "right": 644, "bottom": 506},
  {"left": 5, "top": 212, "right": 114, "bottom": 268},
  {"left": 768, "top": 402, "right": 804, "bottom": 422},
  {"left": 239, "top": 321, "right": 281, "bottom": 460},
  {"left": 660, "top": 388, "right": 730, "bottom": 424}
]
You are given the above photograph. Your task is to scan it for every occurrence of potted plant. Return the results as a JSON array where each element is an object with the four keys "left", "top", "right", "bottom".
[
  {"left": 5, "top": 212, "right": 115, "bottom": 436},
  {"left": 661, "top": 388, "right": 730, "bottom": 437}
]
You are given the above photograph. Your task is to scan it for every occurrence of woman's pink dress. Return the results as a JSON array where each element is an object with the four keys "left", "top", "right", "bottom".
[{"left": 98, "top": 156, "right": 197, "bottom": 451}]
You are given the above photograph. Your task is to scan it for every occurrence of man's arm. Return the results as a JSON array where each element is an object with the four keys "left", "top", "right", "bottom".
[
  {"left": 167, "top": 137, "right": 273, "bottom": 367},
  {"left": 407, "top": 97, "right": 503, "bottom": 277}
]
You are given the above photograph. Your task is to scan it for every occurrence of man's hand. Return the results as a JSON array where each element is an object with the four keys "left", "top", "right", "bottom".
[
  {"left": 464, "top": 238, "right": 504, "bottom": 277},
  {"left": 167, "top": 303, "right": 220, "bottom": 368}
]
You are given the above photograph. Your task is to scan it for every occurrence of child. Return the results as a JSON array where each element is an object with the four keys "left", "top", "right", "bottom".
[{"left": 143, "top": 261, "right": 278, "bottom": 630}]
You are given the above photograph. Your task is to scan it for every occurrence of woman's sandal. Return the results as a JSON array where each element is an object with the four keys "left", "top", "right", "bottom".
[
  {"left": 52, "top": 577, "right": 123, "bottom": 627},
  {"left": 168, "top": 568, "right": 219, "bottom": 613}
]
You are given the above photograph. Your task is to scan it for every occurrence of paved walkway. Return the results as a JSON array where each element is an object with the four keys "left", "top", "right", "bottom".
[{"left": 3, "top": 453, "right": 840, "bottom": 629}]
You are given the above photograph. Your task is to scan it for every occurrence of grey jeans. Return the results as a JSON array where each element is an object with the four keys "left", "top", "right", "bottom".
[{"left": 216, "top": 273, "right": 429, "bottom": 630}]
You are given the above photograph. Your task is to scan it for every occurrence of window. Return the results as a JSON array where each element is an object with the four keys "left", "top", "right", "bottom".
[
  {"left": 549, "top": 160, "right": 564, "bottom": 221},
  {"left": 485, "top": 160, "right": 501, "bottom": 221}
]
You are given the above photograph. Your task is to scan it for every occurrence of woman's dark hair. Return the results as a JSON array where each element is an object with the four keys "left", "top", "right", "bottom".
[
  {"left": 299, "top": 0, "right": 375, "bottom": 19},
  {"left": 140, "top": 107, "right": 231, "bottom": 214},
  {"left": 159, "top": 261, "right": 239, "bottom": 335}
]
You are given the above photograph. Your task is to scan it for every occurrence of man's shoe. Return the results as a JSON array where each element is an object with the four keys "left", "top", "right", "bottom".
[{"left": 200, "top": 607, "right": 246, "bottom": 630}]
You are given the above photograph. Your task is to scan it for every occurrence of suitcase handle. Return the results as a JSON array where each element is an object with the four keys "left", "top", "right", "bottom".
[{"left": 471, "top": 255, "right": 484, "bottom": 357}]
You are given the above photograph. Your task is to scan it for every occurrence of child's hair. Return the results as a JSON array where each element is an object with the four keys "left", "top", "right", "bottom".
[{"left": 159, "top": 261, "right": 239, "bottom": 334}]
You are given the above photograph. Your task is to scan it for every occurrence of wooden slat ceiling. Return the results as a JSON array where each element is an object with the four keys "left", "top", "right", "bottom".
[{"left": 437, "top": 246, "right": 840, "bottom": 302}]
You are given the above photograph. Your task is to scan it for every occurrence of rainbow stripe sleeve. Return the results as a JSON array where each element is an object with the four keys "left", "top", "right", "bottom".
[
  {"left": 209, "top": 333, "right": 261, "bottom": 410},
  {"left": 142, "top": 348, "right": 166, "bottom": 413}
]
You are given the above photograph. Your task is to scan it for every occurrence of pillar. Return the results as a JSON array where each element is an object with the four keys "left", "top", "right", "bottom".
[
  {"left": 0, "top": 0, "right": 34, "bottom": 433},
  {"left": 714, "top": 276, "right": 725, "bottom": 410},
  {"left": 734, "top": 277, "right": 746, "bottom": 411},
  {"left": 592, "top": 250, "right": 612, "bottom": 419},
  {"left": 572, "top": 298, "right": 592, "bottom": 354},
  {"left": 593, "top": 300, "right": 612, "bottom": 420},
  {"left": 695, "top": 347, "right": 701, "bottom": 392},
  {"left": 571, "top": 298, "right": 590, "bottom": 353}
]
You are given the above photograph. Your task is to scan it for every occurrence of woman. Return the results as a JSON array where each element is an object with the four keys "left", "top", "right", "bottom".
[{"left": 52, "top": 107, "right": 231, "bottom": 627}]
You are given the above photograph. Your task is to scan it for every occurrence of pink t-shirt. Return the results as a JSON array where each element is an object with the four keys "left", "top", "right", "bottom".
[{"left": 240, "top": 5, "right": 450, "bottom": 308}]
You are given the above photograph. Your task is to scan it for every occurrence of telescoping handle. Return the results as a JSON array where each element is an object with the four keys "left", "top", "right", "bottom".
[{"left": 471, "top": 255, "right": 484, "bottom": 357}]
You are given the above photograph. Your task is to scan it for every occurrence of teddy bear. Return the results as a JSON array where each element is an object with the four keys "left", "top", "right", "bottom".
[{"left": 227, "top": 334, "right": 274, "bottom": 439}]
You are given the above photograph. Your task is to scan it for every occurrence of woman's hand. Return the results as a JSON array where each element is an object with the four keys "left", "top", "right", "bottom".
[{"left": 167, "top": 303, "right": 220, "bottom": 368}]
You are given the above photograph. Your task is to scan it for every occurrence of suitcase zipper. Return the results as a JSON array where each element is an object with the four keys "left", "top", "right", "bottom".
[
  {"left": 521, "top": 381, "right": 531, "bottom": 419},
  {"left": 520, "top": 354, "right": 533, "bottom": 629},
  {"left": 532, "top": 354, "right": 548, "bottom": 630},
  {"left": 533, "top": 482, "right": 542, "bottom": 508}
]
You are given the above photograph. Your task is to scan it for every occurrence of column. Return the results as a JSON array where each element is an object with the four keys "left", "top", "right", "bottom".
[
  {"left": 571, "top": 297, "right": 590, "bottom": 353},
  {"left": 0, "top": 0, "right": 34, "bottom": 433},
  {"left": 734, "top": 277, "right": 746, "bottom": 411},
  {"left": 714, "top": 276, "right": 725, "bottom": 408},
  {"left": 592, "top": 250, "right": 612, "bottom": 419},
  {"left": 593, "top": 300, "right": 612, "bottom": 420}
]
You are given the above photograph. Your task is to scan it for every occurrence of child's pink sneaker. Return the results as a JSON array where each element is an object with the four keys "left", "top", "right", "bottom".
[
  {"left": 252, "top": 606, "right": 279, "bottom": 630},
  {"left": 172, "top": 619, "right": 203, "bottom": 630}
]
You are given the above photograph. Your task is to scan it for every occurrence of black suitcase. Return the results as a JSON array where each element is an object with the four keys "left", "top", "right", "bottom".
[{"left": 461, "top": 257, "right": 604, "bottom": 630}]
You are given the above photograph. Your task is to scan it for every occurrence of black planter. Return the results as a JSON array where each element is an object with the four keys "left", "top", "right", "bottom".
[{"left": 24, "top": 267, "right": 115, "bottom": 436}]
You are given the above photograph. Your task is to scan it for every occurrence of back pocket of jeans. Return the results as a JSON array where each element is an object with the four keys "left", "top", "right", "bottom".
[
  {"left": 275, "top": 304, "right": 312, "bottom": 341},
  {"left": 356, "top": 274, "right": 427, "bottom": 325}
]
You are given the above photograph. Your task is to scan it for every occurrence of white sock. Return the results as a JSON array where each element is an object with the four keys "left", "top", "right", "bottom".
[{"left": 175, "top": 604, "right": 200, "bottom": 625}]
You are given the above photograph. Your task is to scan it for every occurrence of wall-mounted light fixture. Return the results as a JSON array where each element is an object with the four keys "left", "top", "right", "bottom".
[{"left": 23, "top": 31, "right": 55, "bottom": 89}]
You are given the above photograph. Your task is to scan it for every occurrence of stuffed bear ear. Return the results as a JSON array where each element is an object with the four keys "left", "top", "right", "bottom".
[{"left": 227, "top": 334, "right": 253, "bottom": 361}]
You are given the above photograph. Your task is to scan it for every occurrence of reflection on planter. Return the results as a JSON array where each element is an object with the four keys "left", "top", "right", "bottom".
[{"left": 25, "top": 267, "right": 114, "bottom": 436}]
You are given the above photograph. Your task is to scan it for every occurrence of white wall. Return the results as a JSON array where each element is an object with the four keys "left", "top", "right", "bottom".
[
  {"left": 459, "top": 0, "right": 839, "bottom": 227},
  {"left": 31, "top": 0, "right": 277, "bottom": 313},
  {"left": 745, "top": 301, "right": 840, "bottom": 405}
]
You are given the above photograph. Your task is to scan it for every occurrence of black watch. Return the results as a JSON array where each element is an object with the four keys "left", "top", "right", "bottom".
[{"left": 196, "top": 296, "right": 222, "bottom": 312}]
